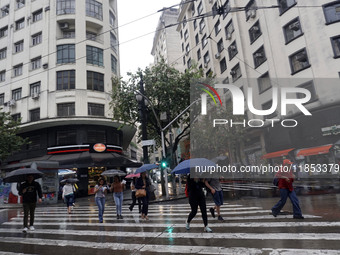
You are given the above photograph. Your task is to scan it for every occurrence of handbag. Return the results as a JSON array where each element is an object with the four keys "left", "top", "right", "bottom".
[{"left": 135, "top": 189, "right": 146, "bottom": 198}]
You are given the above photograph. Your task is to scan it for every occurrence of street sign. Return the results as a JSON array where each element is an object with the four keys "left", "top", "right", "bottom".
[{"left": 141, "top": 139, "right": 155, "bottom": 147}]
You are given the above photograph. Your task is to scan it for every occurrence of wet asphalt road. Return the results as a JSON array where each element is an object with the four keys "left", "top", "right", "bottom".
[{"left": 0, "top": 193, "right": 340, "bottom": 254}]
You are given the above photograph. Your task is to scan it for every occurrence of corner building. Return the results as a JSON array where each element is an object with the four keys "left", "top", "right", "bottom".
[{"left": 0, "top": 0, "right": 138, "bottom": 197}]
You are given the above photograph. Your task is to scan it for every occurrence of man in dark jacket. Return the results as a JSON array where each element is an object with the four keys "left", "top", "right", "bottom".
[{"left": 18, "top": 175, "right": 42, "bottom": 233}]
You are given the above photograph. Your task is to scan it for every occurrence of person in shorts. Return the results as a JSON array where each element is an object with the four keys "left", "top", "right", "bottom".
[{"left": 205, "top": 178, "right": 224, "bottom": 221}]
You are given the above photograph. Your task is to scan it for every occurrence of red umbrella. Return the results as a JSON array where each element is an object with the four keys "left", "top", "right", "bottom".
[{"left": 125, "top": 173, "right": 140, "bottom": 179}]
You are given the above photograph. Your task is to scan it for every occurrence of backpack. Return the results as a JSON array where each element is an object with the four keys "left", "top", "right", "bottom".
[
  {"left": 185, "top": 182, "right": 189, "bottom": 197},
  {"left": 273, "top": 177, "right": 279, "bottom": 186}
]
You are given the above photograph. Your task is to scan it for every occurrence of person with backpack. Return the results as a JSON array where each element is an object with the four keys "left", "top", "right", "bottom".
[
  {"left": 271, "top": 159, "right": 304, "bottom": 219},
  {"left": 185, "top": 175, "right": 212, "bottom": 232}
]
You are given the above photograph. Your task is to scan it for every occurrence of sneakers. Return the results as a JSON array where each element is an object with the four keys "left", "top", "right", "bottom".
[
  {"left": 218, "top": 215, "right": 224, "bottom": 221},
  {"left": 185, "top": 221, "right": 190, "bottom": 230},
  {"left": 29, "top": 226, "right": 35, "bottom": 231},
  {"left": 204, "top": 226, "right": 212, "bottom": 233},
  {"left": 119, "top": 215, "right": 124, "bottom": 219},
  {"left": 117, "top": 214, "right": 120, "bottom": 219},
  {"left": 129, "top": 206, "right": 133, "bottom": 212},
  {"left": 22, "top": 227, "right": 28, "bottom": 233},
  {"left": 293, "top": 215, "right": 304, "bottom": 219},
  {"left": 210, "top": 208, "right": 215, "bottom": 218}
]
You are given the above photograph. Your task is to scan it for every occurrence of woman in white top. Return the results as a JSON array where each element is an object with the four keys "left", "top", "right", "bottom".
[
  {"left": 62, "top": 181, "right": 74, "bottom": 214},
  {"left": 94, "top": 178, "right": 107, "bottom": 223}
]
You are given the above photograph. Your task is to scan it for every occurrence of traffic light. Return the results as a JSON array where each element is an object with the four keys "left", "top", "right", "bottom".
[{"left": 160, "top": 159, "right": 168, "bottom": 168}]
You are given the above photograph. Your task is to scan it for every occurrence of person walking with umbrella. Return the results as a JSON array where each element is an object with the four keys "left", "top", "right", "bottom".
[
  {"left": 129, "top": 176, "right": 142, "bottom": 213},
  {"left": 62, "top": 179, "right": 75, "bottom": 214},
  {"left": 135, "top": 171, "right": 151, "bottom": 220},
  {"left": 110, "top": 175, "right": 125, "bottom": 219},
  {"left": 94, "top": 177, "right": 107, "bottom": 223},
  {"left": 18, "top": 174, "right": 42, "bottom": 233}
]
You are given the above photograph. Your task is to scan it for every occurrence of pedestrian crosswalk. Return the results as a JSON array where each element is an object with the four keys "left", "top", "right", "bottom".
[{"left": 0, "top": 200, "right": 339, "bottom": 254}]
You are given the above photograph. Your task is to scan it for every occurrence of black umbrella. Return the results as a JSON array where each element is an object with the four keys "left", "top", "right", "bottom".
[
  {"left": 60, "top": 178, "right": 79, "bottom": 184},
  {"left": 3, "top": 168, "right": 44, "bottom": 183}
]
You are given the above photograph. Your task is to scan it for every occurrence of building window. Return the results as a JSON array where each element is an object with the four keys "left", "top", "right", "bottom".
[
  {"left": 220, "top": 58, "right": 227, "bottom": 74},
  {"left": 204, "top": 52, "right": 210, "bottom": 64},
  {"left": 184, "top": 30, "right": 189, "bottom": 41},
  {"left": 187, "top": 58, "right": 192, "bottom": 69},
  {"left": 195, "top": 34, "right": 199, "bottom": 45},
  {"left": 32, "top": 32, "right": 42, "bottom": 46},
  {"left": 214, "top": 20, "right": 221, "bottom": 36},
  {"left": 197, "top": 2, "right": 203, "bottom": 15},
  {"left": 278, "top": 0, "right": 296, "bottom": 15},
  {"left": 14, "top": 40, "right": 24, "bottom": 53},
  {"left": 86, "top": 46, "right": 103, "bottom": 66},
  {"left": 86, "top": 31, "right": 98, "bottom": 41},
  {"left": 197, "top": 49, "right": 201, "bottom": 60},
  {"left": 181, "top": 43, "right": 184, "bottom": 52},
  {"left": 199, "top": 19, "right": 205, "bottom": 33},
  {"left": 0, "top": 70, "right": 5, "bottom": 82},
  {"left": 228, "top": 41, "right": 238, "bottom": 60},
  {"left": 16, "top": 0, "right": 25, "bottom": 9},
  {"left": 202, "top": 34, "right": 208, "bottom": 48},
  {"left": 324, "top": 1, "right": 340, "bottom": 24},
  {"left": 56, "top": 130, "right": 77, "bottom": 145},
  {"left": 30, "top": 108, "right": 40, "bottom": 122},
  {"left": 289, "top": 48, "right": 310, "bottom": 74},
  {"left": 32, "top": 9, "right": 43, "bottom": 22},
  {"left": 0, "top": 47, "right": 6, "bottom": 60},
  {"left": 1, "top": 5, "right": 9, "bottom": 18},
  {"left": 331, "top": 35, "right": 340, "bottom": 58},
  {"left": 109, "top": 11, "right": 115, "bottom": 26},
  {"left": 12, "top": 88, "right": 22, "bottom": 101},
  {"left": 88, "top": 103, "right": 104, "bottom": 116},
  {"left": 57, "top": 44, "right": 75, "bottom": 64},
  {"left": 297, "top": 80, "right": 317, "bottom": 102},
  {"left": 253, "top": 46, "right": 267, "bottom": 68},
  {"left": 212, "top": 3, "right": 218, "bottom": 18},
  {"left": 245, "top": 0, "right": 256, "bottom": 21},
  {"left": 283, "top": 18, "right": 303, "bottom": 44},
  {"left": 0, "top": 93, "right": 4, "bottom": 105},
  {"left": 57, "top": 0, "right": 75, "bottom": 15},
  {"left": 222, "top": 1, "right": 231, "bottom": 19},
  {"left": 225, "top": 20, "right": 234, "bottom": 40},
  {"left": 30, "top": 81, "right": 41, "bottom": 95},
  {"left": 12, "top": 113, "right": 21, "bottom": 122},
  {"left": 193, "top": 20, "right": 197, "bottom": 30},
  {"left": 86, "top": 0, "right": 103, "bottom": 20},
  {"left": 13, "top": 64, "right": 23, "bottom": 77},
  {"left": 249, "top": 21, "right": 262, "bottom": 44},
  {"left": 63, "top": 30, "right": 75, "bottom": 39},
  {"left": 262, "top": 100, "right": 277, "bottom": 119},
  {"left": 28, "top": 135, "right": 41, "bottom": 150},
  {"left": 57, "top": 103, "right": 75, "bottom": 117},
  {"left": 111, "top": 54, "right": 117, "bottom": 73},
  {"left": 88, "top": 129, "right": 106, "bottom": 143},
  {"left": 231, "top": 63, "right": 242, "bottom": 82},
  {"left": 183, "top": 16, "right": 187, "bottom": 27},
  {"left": 15, "top": 18, "right": 25, "bottom": 31},
  {"left": 130, "top": 149, "right": 137, "bottom": 160},
  {"left": 87, "top": 71, "right": 104, "bottom": 91},
  {"left": 31, "top": 57, "right": 41, "bottom": 70},
  {"left": 258, "top": 72, "right": 271, "bottom": 94},
  {"left": 191, "top": 4, "right": 195, "bottom": 17},
  {"left": 57, "top": 70, "right": 75, "bottom": 90},
  {"left": 217, "top": 39, "right": 224, "bottom": 53},
  {"left": 110, "top": 33, "right": 118, "bottom": 52},
  {"left": 185, "top": 44, "right": 190, "bottom": 55},
  {"left": 0, "top": 26, "right": 8, "bottom": 38}
]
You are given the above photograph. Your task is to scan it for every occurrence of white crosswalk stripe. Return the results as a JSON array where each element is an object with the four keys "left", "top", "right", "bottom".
[{"left": 0, "top": 200, "right": 339, "bottom": 254}]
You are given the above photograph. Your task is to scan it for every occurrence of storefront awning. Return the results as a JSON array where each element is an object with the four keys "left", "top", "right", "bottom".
[
  {"left": 262, "top": 148, "right": 295, "bottom": 159},
  {"left": 296, "top": 144, "right": 333, "bottom": 157}
]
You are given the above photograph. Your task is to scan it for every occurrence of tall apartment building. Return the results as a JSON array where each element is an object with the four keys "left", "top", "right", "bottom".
[
  {"left": 0, "top": 0, "right": 138, "bottom": 196},
  {"left": 177, "top": 0, "right": 340, "bottom": 166}
]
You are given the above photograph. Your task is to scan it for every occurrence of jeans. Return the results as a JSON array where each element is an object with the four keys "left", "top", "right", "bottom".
[
  {"left": 140, "top": 194, "right": 149, "bottom": 216},
  {"left": 23, "top": 202, "right": 36, "bottom": 228},
  {"left": 187, "top": 195, "right": 208, "bottom": 227},
  {"left": 64, "top": 194, "right": 74, "bottom": 207},
  {"left": 114, "top": 192, "right": 123, "bottom": 215},
  {"left": 272, "top": 189, "right": 302, "bottom": 217},
  {"left": 95, "top": 197, "right": 105, "bottom": 222}
]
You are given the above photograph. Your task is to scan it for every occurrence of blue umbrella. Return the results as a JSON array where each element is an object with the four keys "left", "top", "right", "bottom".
[
  {"left": 135, "top": 164, "right": 159, "bottom": 174},
  {"left": 171, "top": 158, "right": 216, "bottom": 175}
]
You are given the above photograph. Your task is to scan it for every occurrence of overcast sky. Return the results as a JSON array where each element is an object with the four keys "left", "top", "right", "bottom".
[{"left": 117, "top": 0, "right": 180, "bottom": 80}]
